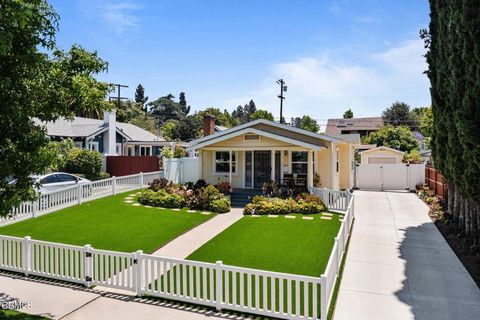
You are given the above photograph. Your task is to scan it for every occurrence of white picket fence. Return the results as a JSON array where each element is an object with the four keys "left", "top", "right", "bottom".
[
  {"left": 1, "top": 171, "right": 163, "bottom": 227},
  {"left": 0, "top": 193, "right": 354, "bottom": 319},
  {"left": 309, "top": 187, "right": 352, "bottom": 212}
]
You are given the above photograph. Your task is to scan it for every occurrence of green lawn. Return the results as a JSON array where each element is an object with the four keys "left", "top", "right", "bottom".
[
  {"left": 0, "top": 310, "right": 48, "bottom": 319},
  {"left": 187, "top": 213, "right": 341, "bottom": 277},
  {"left": 0, "top": 190, "right": 215, "bottom": 253}
]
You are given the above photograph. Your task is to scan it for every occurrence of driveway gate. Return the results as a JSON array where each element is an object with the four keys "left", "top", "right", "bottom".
[{"left": 355, "top": 163, "right": 425, "bottom": 191}]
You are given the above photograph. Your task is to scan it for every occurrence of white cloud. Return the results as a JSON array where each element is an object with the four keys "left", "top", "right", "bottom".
[
  {"left": 221, "top": 38, "right": 430, "bottom": 123},
  {"left": 78, "top": 0, "right": 143, "bottom": 34}
]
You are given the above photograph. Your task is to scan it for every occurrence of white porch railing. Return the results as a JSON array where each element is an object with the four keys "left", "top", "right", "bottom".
[
  {"left": 1, "top": 171, "right": 163, "bottom": 227},
  {"left": 309, "top": 187, "right": 352, "bottom": 212},
  {"left": 0, "top": 194, "right": 355, "bottom": 320}
]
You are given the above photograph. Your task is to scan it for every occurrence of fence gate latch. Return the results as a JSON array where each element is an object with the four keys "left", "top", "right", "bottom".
[
  {"left": 133, "top": 259, "right": 138, "bottom": 264},
  {"left": 85, "top": 252, "right": 92, "bottom": 258},
  {"left": 85, "top": 276, "right": 92, "bottom": 282}
]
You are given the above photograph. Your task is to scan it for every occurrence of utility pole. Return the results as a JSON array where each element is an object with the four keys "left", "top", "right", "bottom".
[
  {"left": 276, "top": 79, "right": 287, "bottom": 123},
  {"left": 109, "top": 83, "right": 129, "bottom": 109}
]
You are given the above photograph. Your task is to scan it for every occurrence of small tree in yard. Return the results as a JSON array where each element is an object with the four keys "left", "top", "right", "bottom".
[
  {"left": 343, "top": 109, "right": 354, "bottom": 119},
  {"left": 64, "top": 149, "right": 102, "bottom": 180}
]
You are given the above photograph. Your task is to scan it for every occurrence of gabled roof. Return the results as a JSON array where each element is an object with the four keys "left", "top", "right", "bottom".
[
  {"left": 358, "top": 146, "right": 405, "bottom": 155},
  {"left": 325, "top": 117, "right": 384, "bottom": 135},
  {"left": 189, "top": 119, "right": 347, "bottom": 147},
  {"left": 33, "top": 116, "right": 165, "bottom": 142}
]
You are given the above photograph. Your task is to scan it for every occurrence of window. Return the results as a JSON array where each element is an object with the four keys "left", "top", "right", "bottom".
[
  {"left": 74, "top": 141, "right": 83, "bottom": 148},
  {"left": 336, "top": 148, "right": 339, "bottom": 174},
  {"left": 244, "top": 134, "right": 260, "bottom": 141},
  {"left": 215, "top": 151, "right": 236, "bottom": 174},
  {"left": 116, "top": 143, "right": 123, "bottom": 155},
  {"left": 56, "top": 174, "right": 78, "bottom": 182},
  {"left": 88, "top": 141, "right": 99, "bottom": 152},
  {"left": 140, "top": 146, "right": 152, "bottom": 156},
  {"left": 125, "top": 145, "right": 135, "bottom": 156},
  {"left": 291, "top": 151, "right": 308, "bottom": 174},
  {"left": 40, "top": 175, "right": 59, "bottom": 184}
]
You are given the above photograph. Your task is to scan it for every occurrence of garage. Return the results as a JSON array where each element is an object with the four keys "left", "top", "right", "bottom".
[{"left": 359, "top": 146, "right": 405, "bottom": 164}]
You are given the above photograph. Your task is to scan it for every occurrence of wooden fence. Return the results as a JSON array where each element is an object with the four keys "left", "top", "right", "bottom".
[
  {"left": 425, "top": 165, "right": 448, "bottom": 199},
  {"left": 106, "top": 156, "right": 161, "bottom": 177},
  {"left": 0, "top": 191, "right": 354, "bottom": 320}
]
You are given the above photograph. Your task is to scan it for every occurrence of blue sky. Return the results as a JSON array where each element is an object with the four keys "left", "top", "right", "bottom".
[{"left": 50, "top": 0, "right": 431, "bottom": 124}]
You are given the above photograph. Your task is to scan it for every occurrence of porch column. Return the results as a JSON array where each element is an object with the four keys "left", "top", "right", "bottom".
[
  {"left": 229, "top": 150, "right": 232, "bottom": 186},
  {"left": 198, "top": 150, "right": 203, "bottom": 180},
  {"left": 314, "top": 151, "right": 319, "bottom": 186},
  {"left": 271, "top": 150, "right": 275, "bottom": 183},
  {"left": 307, "top": 150, "right": 314, "bottom": 189}
]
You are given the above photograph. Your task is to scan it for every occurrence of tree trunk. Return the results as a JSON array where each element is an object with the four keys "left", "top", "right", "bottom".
[{"left": 447, "top": 183, "right": 454, "bottom": 216}]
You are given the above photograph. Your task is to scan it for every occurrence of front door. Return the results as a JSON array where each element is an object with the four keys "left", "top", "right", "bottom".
[{"left": 254, "top": 151, "right": 271, "bottom": 188}]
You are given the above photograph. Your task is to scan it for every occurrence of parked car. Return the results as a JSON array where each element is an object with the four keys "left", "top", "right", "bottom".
[{"left": 9, "top": 172, "right": 91, "bottom": 193}]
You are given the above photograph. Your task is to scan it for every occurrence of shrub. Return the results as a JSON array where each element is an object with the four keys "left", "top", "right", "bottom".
[
  {"left": 194, "top": 179, "right": 207, "bottom": 190},
  {"left": 216, "top": 181, "right": 231, "bottom": 194},
  {"left": 160, "top": 146, "right": 174, "bottom": 158},
  {"left": 138, "top": 189, "right": 186, "bottom": 208},
  {"left": 149, "top": 178, "right": 169, "bottom": 191},
  {"left": 243, "top": 194, "right": 325, "bottom": 215},
  {"left": 64, "top": 148, "right": 102, "bottom": 180},
  {"left": 210, "top": 197, "right": 231, "bottom": 213},
  {"left": 174, "top": 146, "right": 187, "bottom": 158},
  {"left": 98, "top": 172, "right": 111, "bottom": 180}
]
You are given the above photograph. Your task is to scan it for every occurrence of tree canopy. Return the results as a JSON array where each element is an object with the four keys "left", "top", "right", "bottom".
[
  {"left": 147, "top": 93, "right": 190, "bottom": 125},
  {"left": 134, "top": 84, "right": 148, "bottom": 111},
  {"left": 232, "top": 100, "right": 257, "bottom": 124},
  {"left": 251, "top": 109, "right": 274, "bottom": 121},
  {"left": 363, "top": 125, "right": 419, "bottom": 153},
  {"left": 343, "top": 109, "right": 353, "bottom": 119},
  {"left": 425, "top": 0, "right": 480, "bottom": 243},
  {"left": 382, "top": 101, "right": 412, "bottom": 126},
  {"left": 195, "top": 107, "right": 239, "bottom": 128},
  {"left": 291, "top": 116, "right": 320, "bottom": 132},
  {"left": 0, "top": 0, "right": 112, "bottom": 215}
]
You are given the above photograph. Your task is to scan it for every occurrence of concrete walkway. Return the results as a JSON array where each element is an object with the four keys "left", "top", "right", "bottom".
[
  {"left": 334, "top": 191, "right": 480, "bottom": 320},
  {"left": 0, "top": 271, "right": 233, "bottom": 320},
  {"left": 153, "top": 207, "right": 244, "bottom": 258},
  {"left": 0, "top": 209, "right": 245, "bottom": 319}
]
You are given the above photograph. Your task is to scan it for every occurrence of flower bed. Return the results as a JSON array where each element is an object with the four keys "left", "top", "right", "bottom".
[
  {"left": 243, "top": 193, "right": 326, "bottom": 215},
  {"left": 138, "top": 178, "right": 231, "bottom": 213},
  {"left": 416, "top": 185, "right": 446, "bottom": 221}
]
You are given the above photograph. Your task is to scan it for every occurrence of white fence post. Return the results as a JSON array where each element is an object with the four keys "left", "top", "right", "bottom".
[
  {"left": 31, "top": 201, "right": 36, "bottom": 218},
  {"left": 139, "top": 172, "right": 144, "bottom": 188},
  {"left": 320, "top": 275, "right": 327, "bottom": 320},
  {"left": 23, "top": 236, "right": 31, "bottom": 276},
  {"left": 112, "top": 177, "right": 117, "bottom": 195},
  {"left": 134, "top": 250, "right": 143, "bottom": 296},
  {"left": 84, "top": 244, "right": 92, "bottom": 287},
  {"left": 77, "top": 184, "right": 82, "bottom": 204},
  {"left": 215, "top": 261, "right": 223, "bottom": 311}
]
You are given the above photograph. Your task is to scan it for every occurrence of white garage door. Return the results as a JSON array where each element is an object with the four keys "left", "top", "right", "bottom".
[
  {"left": 367, "top": 157, "right": 397, "bottom": 164},
  {"left": 356, "top": 163, "right": 426, "bottom": 191}
]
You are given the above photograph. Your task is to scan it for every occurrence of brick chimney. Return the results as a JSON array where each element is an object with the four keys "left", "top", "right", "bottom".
[{"left": 203, "top": 115, "right": 216, "bottom": 136}]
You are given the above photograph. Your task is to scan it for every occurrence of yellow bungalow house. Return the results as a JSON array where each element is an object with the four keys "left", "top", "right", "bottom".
[{"left": 187, "top": 118, "right": 359, "bottom": 191}]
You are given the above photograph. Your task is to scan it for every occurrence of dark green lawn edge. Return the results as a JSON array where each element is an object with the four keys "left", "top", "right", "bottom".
[
  {"left": 0, "top": 309, "right": 50, "bottom": 319},
  {"left": 327, "top": 218, "right": 354, "bottom": 320}
]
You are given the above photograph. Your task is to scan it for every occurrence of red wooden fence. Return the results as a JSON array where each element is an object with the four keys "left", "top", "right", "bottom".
[
  {"left": 425, "top": 165, "right": 448, "bottom": 199},
  {"left": 106, "top": 156, "right": 161, "bottom": 177}
]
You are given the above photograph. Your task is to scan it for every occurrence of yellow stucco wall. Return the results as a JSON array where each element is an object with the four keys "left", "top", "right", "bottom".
[
  {"left": 316, "top": 148, "right": 332, "bottom": 189},
  {"left": 339, "top": 143, "right": 352, "bottom": 189},
  {"left": 201, "top": 150, "right": 244, "bottom": 187},
  {"left": 210, "top": 133, "right": 297, "bottom": 149}
]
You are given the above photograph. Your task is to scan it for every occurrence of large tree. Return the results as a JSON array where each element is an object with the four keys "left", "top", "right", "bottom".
[
  {"left": 232, "top": 99, "right": 257, "bottom": 124},
  {"left": 290, "top": 116, "right": 320, "bottom": 132},
  {"left": 170, "top": 115, "right": 202, "bottom": 141},
  {"left": 382, "top": 101, "right": 412, "bottom": 126},
  {"left": 363, "top": 126, "right": 419, "bottom": 153},
  {"left": 0, "top": 0, "right": 112, "bottom": 215},
  {"left": 251, "top": 109, "right": 274, "bottom": 121},
  {"left": 134, "top": 84, "right": 148, "bottom": 111},
  {"left": 425, "top": 0, "right": 480, "bottom": 244},
  {"left": 195, "top": 107, "right": 239, "bottom": 128},
  {"left": 147, "top": 94, "right": 187, "bottom": 125}
]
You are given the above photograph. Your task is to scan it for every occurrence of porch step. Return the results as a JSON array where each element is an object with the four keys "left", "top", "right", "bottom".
[{"left": 230, "top": 189, "right": 262, "bottom": 207}]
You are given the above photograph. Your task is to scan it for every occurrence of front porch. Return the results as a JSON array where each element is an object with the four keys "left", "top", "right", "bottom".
[{"left": 198, "top": 148, "right": 320, "bottom": 190}]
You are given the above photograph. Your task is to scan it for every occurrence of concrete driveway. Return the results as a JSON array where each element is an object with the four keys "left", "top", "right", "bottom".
[{"left": 334, "top": 191, "right": 480, "bottom": 320}]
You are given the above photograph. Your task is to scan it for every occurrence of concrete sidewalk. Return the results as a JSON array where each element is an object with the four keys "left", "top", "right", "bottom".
[
  {"left": 153, "top": 208, "right": 244, "bottom": 258},
  {"left": 0, "top": 272, "right": 232, "bottom": 320},
  {"left": 334, "top": 191, "right": 480, "bottom": 320}
]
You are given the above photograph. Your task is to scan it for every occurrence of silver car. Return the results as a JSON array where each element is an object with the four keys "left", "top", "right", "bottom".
[{"left": 34, "top": 172, "right": 91, "bottom": 193}]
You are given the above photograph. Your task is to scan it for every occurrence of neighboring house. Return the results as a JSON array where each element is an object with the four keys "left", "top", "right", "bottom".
[
  {"left": 34, "top": 111, "right": 178, "bottom": 156},
  {"left": 188, "top": 118, "right": 360, "bottom": 191},
  {"left": 325, "top": 117, "right": 384, "bottom": 137},
  {"left": 358, "top": 146, "right": 405, "bottom": 164}
]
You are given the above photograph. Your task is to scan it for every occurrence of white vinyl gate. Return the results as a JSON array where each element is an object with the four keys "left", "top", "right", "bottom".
[{"left": 356, "top": 163, "right": 425, "bottom": 191}]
